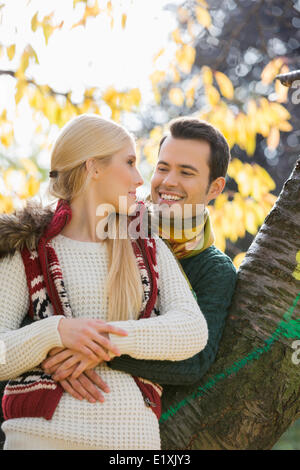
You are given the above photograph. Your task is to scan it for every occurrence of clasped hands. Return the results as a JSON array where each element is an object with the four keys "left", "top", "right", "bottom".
[{"left": 41, "top": 317, "right": 128, "bottom": 404}]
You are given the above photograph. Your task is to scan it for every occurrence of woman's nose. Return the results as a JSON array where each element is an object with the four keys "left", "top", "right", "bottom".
[{"left": 135, "top": 169, "right": 144, "bottom": 187}]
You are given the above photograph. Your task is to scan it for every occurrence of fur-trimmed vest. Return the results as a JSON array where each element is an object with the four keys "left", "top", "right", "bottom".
[{"left": 0, "top": 199, "right": 163, "bottom": 421}]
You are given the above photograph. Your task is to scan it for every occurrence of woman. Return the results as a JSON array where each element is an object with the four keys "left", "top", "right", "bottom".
[{"left": 0, "top": 114, "right": 208, "bottom": 450}]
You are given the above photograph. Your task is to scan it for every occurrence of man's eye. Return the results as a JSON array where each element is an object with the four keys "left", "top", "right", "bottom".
[
  {"left": 128, "top": 160, "right": 135, "bottom": 166},
  {"left": 157, "top": 167, "right": 167, "bottom": 172},
  {"left": 182, "top": 171, "right": 193, "bottom": 176}
]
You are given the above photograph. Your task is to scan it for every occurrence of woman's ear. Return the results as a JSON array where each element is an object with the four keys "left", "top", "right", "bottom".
[{"left": 85, "top": 158, "right": 100, "bottom": 177}]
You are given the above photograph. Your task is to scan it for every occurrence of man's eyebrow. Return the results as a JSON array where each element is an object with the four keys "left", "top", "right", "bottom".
[{"left": 157, "top": 160, "right": 199, "bottom": 173}]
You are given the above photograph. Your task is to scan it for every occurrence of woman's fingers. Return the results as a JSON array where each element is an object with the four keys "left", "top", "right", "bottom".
[
  {"left": 89, "top": 332, "right": 121, "bottom": 358},
  {"left": 96, "top": 322, "right": 128, "bottom": 337}
]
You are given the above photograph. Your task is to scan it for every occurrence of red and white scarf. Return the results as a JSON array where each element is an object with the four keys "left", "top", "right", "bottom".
[{"left": 2, "top": 199, "right": 163, "bottom": 421}]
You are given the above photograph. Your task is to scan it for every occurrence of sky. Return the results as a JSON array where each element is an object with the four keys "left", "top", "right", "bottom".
[{"left": 0, "top": 0, "right": 182, "bottom": 201}]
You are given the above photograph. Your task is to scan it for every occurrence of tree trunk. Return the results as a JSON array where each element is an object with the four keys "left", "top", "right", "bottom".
[{"left": 160, "top": 158, "right": 300, "bottom": 450}]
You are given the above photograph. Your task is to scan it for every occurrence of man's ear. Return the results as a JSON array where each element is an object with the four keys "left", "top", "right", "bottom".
[{"left": 206, "top": 176, "right": 226, "bottom": 204}]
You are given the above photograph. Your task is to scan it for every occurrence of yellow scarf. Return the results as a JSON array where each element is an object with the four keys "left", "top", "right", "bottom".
[{"left": 158, "top": 206, "right": 215, "bottom": 260}]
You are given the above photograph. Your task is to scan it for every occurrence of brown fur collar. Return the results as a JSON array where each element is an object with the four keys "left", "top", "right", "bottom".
[{"left": 0, "top": 200, "right": 55, "bottom": 260}]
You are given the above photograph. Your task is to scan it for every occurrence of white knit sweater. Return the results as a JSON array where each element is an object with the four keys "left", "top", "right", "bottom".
[{"left": 0, "top": 234, "right": 208, "bottom": 450}]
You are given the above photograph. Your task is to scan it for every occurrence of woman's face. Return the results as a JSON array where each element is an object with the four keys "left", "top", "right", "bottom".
[{"left": 90, "top": 140, "right": 144, "bottom": 215}]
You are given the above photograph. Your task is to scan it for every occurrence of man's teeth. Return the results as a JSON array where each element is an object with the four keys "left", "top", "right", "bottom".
[{"left": 160, "top": 193, "right": 182, "bottom": 201}]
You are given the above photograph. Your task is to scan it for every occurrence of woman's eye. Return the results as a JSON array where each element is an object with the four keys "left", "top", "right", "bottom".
[{"left": 128, "top": 160, "right": 135, "bottom": 166}]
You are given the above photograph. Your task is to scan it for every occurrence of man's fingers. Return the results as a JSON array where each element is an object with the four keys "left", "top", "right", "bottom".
[
  {"left": 60, "top": 379, "right": 84, "bottom": 401},
  {"left": 53, "top": 365, "right": 76, "bottom": 382},
  {"left": 84, "top": 369, "right": 110, "bottom": 393},
  {"left": 42, "top": 349, "right": 74, "bottom": 371},
  {"left": 78, "top": 374, "right": 105, "bottom": 402},
  {"left": 71, "top": 360, "right": 90, "bottom": 380}
]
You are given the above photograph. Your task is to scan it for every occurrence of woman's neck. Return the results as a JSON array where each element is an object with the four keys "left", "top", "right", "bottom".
[{"left": 60, "top": 195, "right": 107, "bottom": 243}]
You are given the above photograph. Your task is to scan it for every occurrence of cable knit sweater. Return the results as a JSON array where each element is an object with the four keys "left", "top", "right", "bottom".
[{"left": 0, "top": 234, "right": 208, "bottom": 450}]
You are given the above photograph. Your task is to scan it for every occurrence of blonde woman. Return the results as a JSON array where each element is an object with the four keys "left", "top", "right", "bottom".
[{"left": 0, "top": 114, "right": 208, "bottom": 450}]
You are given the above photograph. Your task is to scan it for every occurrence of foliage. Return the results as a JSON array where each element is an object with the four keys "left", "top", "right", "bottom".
[{"left": 0, "top": 0, "right": 299, "bottom": 269}]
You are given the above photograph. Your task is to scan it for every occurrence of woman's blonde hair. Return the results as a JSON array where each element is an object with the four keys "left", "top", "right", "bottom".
[{"left": 47, "top": 114, "right": 143, "bottom": 322}]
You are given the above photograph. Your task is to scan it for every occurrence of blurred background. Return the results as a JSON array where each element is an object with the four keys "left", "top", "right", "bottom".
[{"left": 0, "top": 0, "right": 299, "bottom": 449}]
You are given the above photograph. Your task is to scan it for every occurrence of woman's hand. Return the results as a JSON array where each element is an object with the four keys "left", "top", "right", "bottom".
[{"left": 57, "top": 318, "right": 128, "bottom": 362}]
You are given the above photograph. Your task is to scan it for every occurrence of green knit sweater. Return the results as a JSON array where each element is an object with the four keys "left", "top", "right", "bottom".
[{"left": 108, "top": 245, "right": 237, "bottom": 385}]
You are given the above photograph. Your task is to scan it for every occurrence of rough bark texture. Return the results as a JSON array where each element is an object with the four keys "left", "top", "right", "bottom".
[{"left": 160, "top": 158, "right": 300, "bottom": 450}]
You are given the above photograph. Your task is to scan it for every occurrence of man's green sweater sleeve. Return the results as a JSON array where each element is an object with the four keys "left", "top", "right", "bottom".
[{"left": 107, "top": 247, "right": 237, "bottom": 385}]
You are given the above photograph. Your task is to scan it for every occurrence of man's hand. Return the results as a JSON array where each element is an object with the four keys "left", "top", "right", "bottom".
[
  {"left": 60, "top": 368, "right": 110, "bottom": 403},
  {"left": 42, "top": 348, "right": 102, "bottom": 380},
  {"left": 42, "top": 348, "right": 111, "bottom": 403}
]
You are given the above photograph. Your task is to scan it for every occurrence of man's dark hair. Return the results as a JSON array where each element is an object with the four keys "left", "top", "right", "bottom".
[{"left": 158, "top": 117, "right": 231, "bottom": 189}]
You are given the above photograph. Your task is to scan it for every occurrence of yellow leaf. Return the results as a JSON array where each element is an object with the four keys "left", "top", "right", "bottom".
[
  {"left": 170, "top": 64, "right": 180, "bottom": 83},
  {"left": 15, "top": 50, "right": 30, "bottom": 79},
  {"left": 275, "top": 79, "right": 288, "bottom": 103},
  {"left": 269, "top": 102, "right": 291, "bottom": 121},
  {"left": 169, "top": 88, "right": 185, "bottom": 106},
  {"left": 20, "top": 158, "right": 39, "bottom": 177},
  {"left": 150, "top": 70, "right": 166, "bottom": 86},
  {"left": 185, "top": 75, "right": 200, "bottom": 107},
  {"left": 205, "top": 85, "right": 220, "bottom": 106},
  {"left": 121, "top": 13, "right": 127, "bottom": 29},
  {"left": 15, "top": 80, "right": 26, "bottom": 104},
  {"left": 196, "top": 0, "right": 209, "bottom": 6},
  {"left": 175, "top": 45, "right": 196, "bottom": 74},
  {"left": 0, "top": 129, "right": 14, "bottom": 147},
  {"left": 267, "top": 127, "right": 280, "bottom": 150},
  {"left": 7, "top": 44, "right": 16, "bottom": 61},
  {"left": 171, "top": 28, "right": 183, "bottom": 44},
  {"left": 233, "top": 252, "right": 246, "bottom": 270},
  {"left": 27, "top": 176, "right": 40, "bottom": 197},
  {"left": 202, "top": 66, "right": 213, "bottom": 86},
  {"left": 261, "top": 58, "right": 284, "bottom": 85},
  {"left": 0, "top": 195, "right": 14, "bottom": 214},
  {"left": 293, "top": 251, "right": 300, "bottom": 280},
  {"left": 150, "top": 126, "right": 163, "bottom": 142},
  {"left": 215, "top": 71, "right": 234, "bottom": 99},
  {"left": 31, "top": 12, "right": 39, "bottom": 32},
  {"left": 153, "top": 48, "right": 165, "bottom": 64},
  {"left": 278, "top": 121, "right": 292, "bottom": 132},
  {"left": 195, "top": 6, "right": 211, "bottom": 28}
]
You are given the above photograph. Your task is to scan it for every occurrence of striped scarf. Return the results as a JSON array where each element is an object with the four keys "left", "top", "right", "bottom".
[{"left": 2, "top": 199, "right": 163, "bottom": 422}]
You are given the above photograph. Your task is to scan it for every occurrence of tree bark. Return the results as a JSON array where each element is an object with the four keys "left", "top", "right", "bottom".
[{"left": 160, "top": 158, "right": 300, "bottom": 450}]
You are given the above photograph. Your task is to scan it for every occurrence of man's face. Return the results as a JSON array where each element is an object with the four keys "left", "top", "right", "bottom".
[{"left": 151, "top": 136, "right": 215, "bottom": 218}]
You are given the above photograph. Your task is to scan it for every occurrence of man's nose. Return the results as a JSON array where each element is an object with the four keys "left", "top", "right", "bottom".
[{"left": 162, "top": 172, "right": 178, "bottom": 187}]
